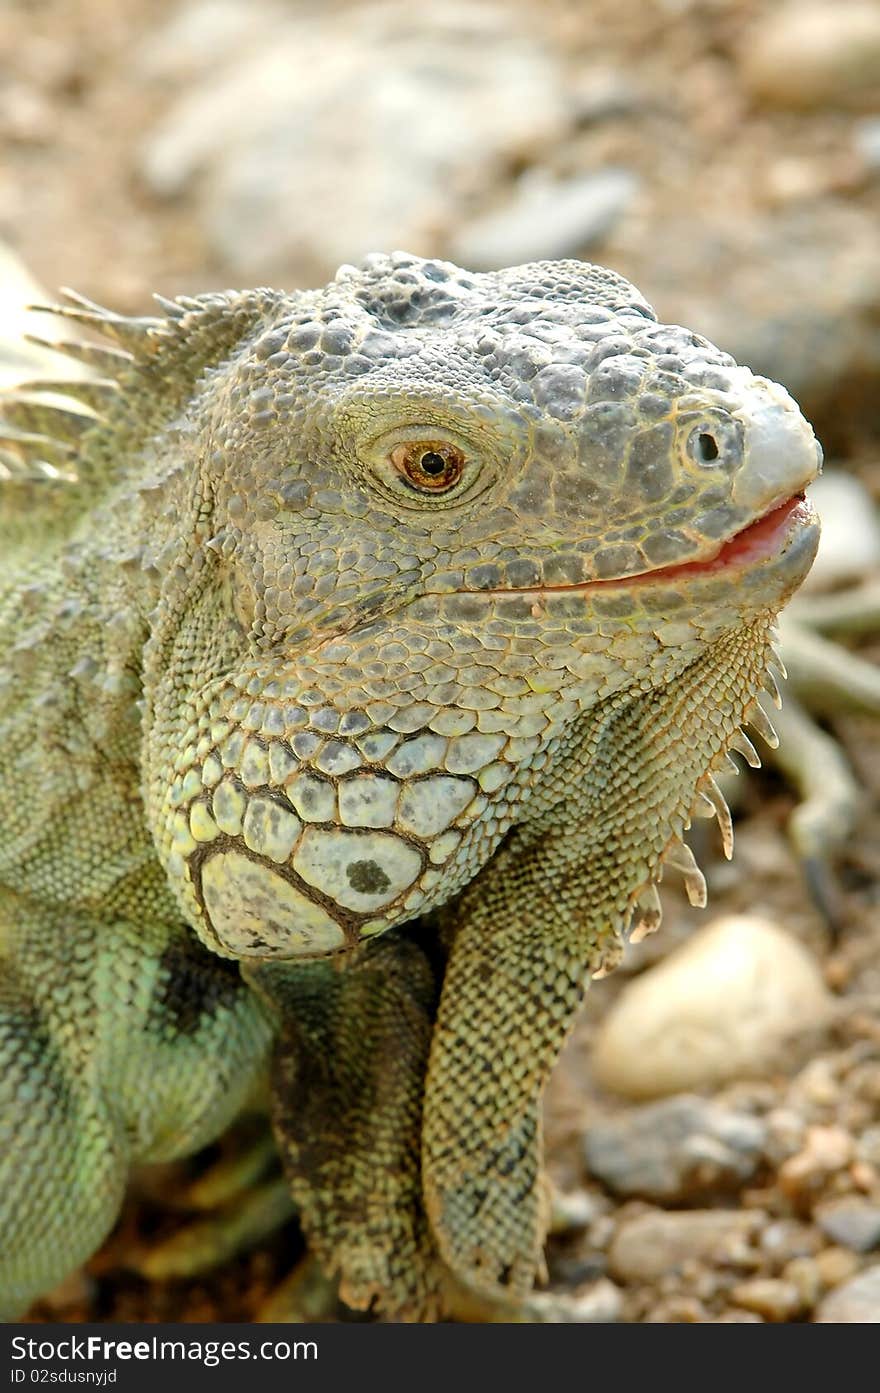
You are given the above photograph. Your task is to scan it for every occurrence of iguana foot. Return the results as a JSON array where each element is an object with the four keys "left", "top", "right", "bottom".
[
  {"left": 254, "top": 1254, "right": 345, "bottom": 1322},
  {"left": 766, "top": 693, "right": 858, "bottom": 930},
  {"left": 127, "top": 1176, "right": 294, "bottom": 1281},
  {"left": 767, "top": 608, "right": 880, "bottom": 928}
]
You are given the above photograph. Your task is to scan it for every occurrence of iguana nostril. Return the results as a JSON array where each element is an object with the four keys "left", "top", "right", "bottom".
[{"left": 688, "top": 427, "right": 721, "bottom": 465}]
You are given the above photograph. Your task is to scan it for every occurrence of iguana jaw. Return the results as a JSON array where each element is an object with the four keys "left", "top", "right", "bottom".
[{"left": 463, "top": 492, "right": 817, "bottom": 598}]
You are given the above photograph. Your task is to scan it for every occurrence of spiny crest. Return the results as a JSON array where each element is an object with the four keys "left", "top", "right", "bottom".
[
  {"left": 662, "top": 838, "right": 708, "bottom": 908},
  {"left": 25, "top": 284, "right": 285, "bottom": 385},
  {"left": 627, "top": 645, "right": 787, "bottom": 951},
  {"left": 24, "top": 333, "right": 135, "bottom": 378},
  {"left": 1, "top": 284, "right": 285, "bottom": 491},
  {"left": 31, "top": 286, "right": 171, "bottom": 357},
  {"left": 0, "top": 413, "right": 97, "bottom": 488}
]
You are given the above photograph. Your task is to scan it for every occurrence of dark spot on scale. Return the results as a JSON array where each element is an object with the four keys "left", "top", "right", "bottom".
[{"left": 346, "top": 859, "right": 391, "bottom": 894}]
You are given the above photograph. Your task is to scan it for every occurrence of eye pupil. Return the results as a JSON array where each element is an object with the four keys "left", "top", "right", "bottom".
[{"left": 420, "top": 451, "right": 447, "bottom": 475}]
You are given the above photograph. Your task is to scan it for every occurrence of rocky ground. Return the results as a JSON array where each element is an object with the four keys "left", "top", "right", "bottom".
[{"left": 3, "top": 0, "right": 880, "bottom": 1323}]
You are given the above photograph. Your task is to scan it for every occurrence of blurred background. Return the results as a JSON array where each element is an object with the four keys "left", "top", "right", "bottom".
[
  {"left": 5, "top": 0, "right": 880, "bottom": 1325},
  {"left": 3, "top": 0, "right": 880, "bottom": 453}
]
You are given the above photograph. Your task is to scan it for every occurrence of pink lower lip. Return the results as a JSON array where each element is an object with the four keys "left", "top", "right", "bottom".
[{"left": 463, "top": 494, "right": 812, "bottom": 597}]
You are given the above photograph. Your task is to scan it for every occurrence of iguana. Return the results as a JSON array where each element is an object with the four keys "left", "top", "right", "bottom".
[{"left": 0, "top": 252, "right": 820, "bottom": 1320}]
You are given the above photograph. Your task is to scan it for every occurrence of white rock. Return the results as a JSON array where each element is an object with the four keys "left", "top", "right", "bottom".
[
  {"left": 523, "top": 1279, "right": 622, "bottom": 1323},
  {"left": 137, "top": 0, "right": 273, "bottom": 81},
  {"left": 799, "top": 470, "right": 880, "bottom": 591},
  {"left": 592, "top": 915, "right": 832, "bottom": 1099},
  {"left": 138, "top": 1, "right": 570, "bottom": 280},
  {"left": 814, "top": 1264, "right": 880, "bottom": 1322}
]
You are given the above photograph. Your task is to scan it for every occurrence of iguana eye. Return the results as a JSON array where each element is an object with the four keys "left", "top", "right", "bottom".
[{"left": 389, "top": 441, "right": 466, "bottom": 493}]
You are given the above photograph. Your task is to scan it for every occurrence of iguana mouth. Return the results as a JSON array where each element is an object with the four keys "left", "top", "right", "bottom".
[
  {"left": 465, "top": 493, "right": 814, "bottom": 597},
  {"left": 618, "top": 492, "right": 814, "bottom": 588}
]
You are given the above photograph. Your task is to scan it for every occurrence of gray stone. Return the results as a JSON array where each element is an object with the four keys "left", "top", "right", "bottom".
[
  {"left": 854, "top": 117, "right": 880, "bottom": 171},
  {"left": 814, "top": 1264, "right": 880, "bottom": 1322},
  {"left": 583, "top": 1095, "right": 766, "bottom": 1202},
  {"left": 451, "top": 168, "right": 638, "bottom": 271},
  {"left": 814, "top": 1197, "right": 880, "bottom": 1253},
  {"left": 608, "top": 1210, "right": 762, "bottom": 1283}
]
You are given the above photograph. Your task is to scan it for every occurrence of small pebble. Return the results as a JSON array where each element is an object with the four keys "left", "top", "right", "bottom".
[
  {"left": 763, "top": 1108, "right": 808, "bottom": 1167},
  {"left": 548, "top": 1187, "right": 607, "bottom": 1235},
  {"left": 854, "top": 116, "right": 880, "bottom": 172},
  {"left": 741, "top": 3, "right": 880, "bottom": 110},
  {"left": 783, "top": 1256, "right": 824, "bottom": 1309},
  {"left": 760, "top": 1219, "right": 824, "bottom": 1266},
  {"left": 814, "top": 1264, "right": 880, "bottom": 1322},
  {"left": 608, "top": 1209, "right": 762, "bottom": 1283},
  {"left": 852, "top": 1161, "right": 879, "bottom": 1192},
  {"left": 644, "top": 1296, "right": 706, "bottom": 1323},
  {"left": 858, "top": 1127, "right": 880, "bottom": 1168},
  {"left": 792, "top": 1056, "right": 840, "bottom": 1109},
  {"left": 814, "top": 1246, "right": 862, "bottom": 1289},
  {"left": 729, "top": 1277, "right": 804, "bottom": 1322},
  {"left": 778, "top": 1125, "right": 854, "bottom": 1208},
  {"left": 814, "top": 1196, "right": 880, "bottom": 1252}
]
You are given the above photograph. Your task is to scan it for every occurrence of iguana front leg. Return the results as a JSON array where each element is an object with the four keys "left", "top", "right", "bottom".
[
  {"left": 422, "top": 820, "right": 589, "bottom": 1299},
  {"left": 423, "top": 625, "right": 776, "bottom": 1302},
  {"left": 245, "top": 932, "right": 444, "bottom": 1320}
]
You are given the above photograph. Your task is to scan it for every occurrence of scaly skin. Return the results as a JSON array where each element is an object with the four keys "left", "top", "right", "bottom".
[{"left": 0, "top": 254, "right": 820, "bottom": 1319}]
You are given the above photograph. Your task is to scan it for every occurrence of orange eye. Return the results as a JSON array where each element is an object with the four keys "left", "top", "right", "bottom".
[{"left": 389, "top": 441, "right": 466, "bottom": 493}]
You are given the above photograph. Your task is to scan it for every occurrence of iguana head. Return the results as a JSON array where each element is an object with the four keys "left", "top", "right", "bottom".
[{"left": 128, "top": 254, "right": 820, "bottom": 959}]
